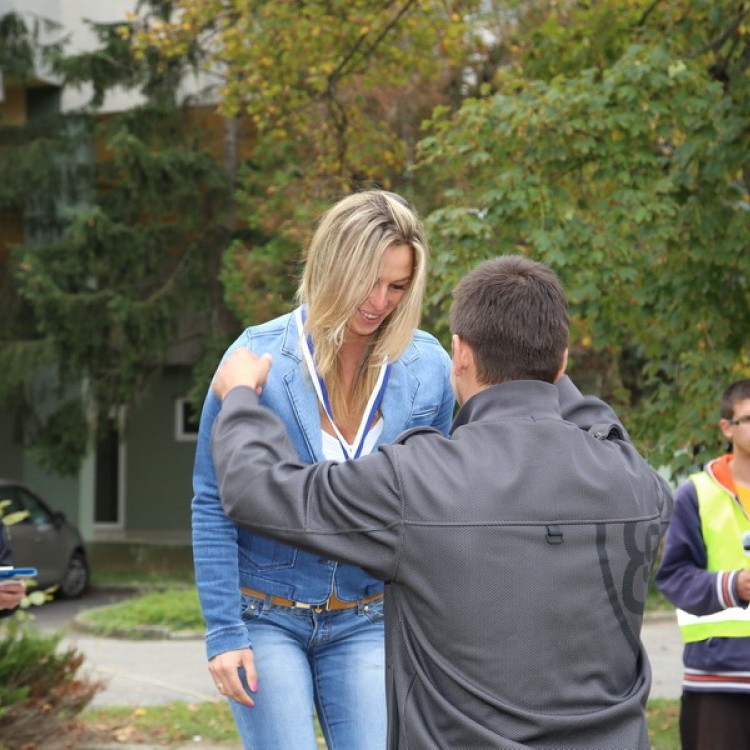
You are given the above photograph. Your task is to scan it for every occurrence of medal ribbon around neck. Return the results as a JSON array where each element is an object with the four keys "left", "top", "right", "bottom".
[{"left": 296, "top": 306, "right": 391, "bottom": 461}]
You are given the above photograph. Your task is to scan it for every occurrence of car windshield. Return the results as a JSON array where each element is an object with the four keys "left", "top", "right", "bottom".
[{"left": 1, "top": 486, "right": 54, "bottom": 525}]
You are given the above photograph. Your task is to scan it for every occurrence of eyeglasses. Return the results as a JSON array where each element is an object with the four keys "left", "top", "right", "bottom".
[{"left": 728, "top": 415, "right": 750, "bottom": 426}]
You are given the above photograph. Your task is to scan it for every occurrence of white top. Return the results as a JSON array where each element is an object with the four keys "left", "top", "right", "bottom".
[
  {"left": 296, "top": 306, "right": 390, "bottom": 461},
  {"left": 322, "top": 419, "right": 384, "bottom": 462}
]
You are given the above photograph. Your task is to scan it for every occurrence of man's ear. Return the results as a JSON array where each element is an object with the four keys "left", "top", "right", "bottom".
[
  {"left": 452, "top": 334, "right": 471, "bottom": 375},
  {"left": 554, "top": 348, "right": 569, "bottom": 383},
  {"left": 719, "top": 418, "right": 734, "bottom": 443}
]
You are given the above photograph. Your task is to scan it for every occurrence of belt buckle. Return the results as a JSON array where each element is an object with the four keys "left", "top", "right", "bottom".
[
  {"left": 293, "top": 600, "right": 327, "bottom": 613},
  {"left": 313, "top": 597, "right": 330, "bottom": 614}
]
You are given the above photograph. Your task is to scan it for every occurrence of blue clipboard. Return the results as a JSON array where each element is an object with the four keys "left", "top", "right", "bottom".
[{"left": 0, "top": 566, "right": 38, "bottom": 578}]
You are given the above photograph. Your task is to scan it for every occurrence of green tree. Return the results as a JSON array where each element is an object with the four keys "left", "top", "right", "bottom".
[
  {"left": 0, "top": 2, "right": 239, "bottom": 474},
  {"left": 418, "top": 0, "right": 750, "bottom": 473},
  {"left": 136, "top": 0, "right": 487, "bottom": 325}
]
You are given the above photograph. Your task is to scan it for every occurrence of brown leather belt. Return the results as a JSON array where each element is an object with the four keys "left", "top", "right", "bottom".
[{"left": 241, "top": 586, "right": 383, "bottom": 614}]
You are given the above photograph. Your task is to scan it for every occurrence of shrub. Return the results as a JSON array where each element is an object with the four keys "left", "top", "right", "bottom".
[{"left": 0, "top": 617, "right": 103, "bottom": 749}]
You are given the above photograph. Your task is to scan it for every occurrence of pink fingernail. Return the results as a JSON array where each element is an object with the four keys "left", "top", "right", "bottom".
[{"left": 250, "top": 682, "right": 258, "bottom": 692}]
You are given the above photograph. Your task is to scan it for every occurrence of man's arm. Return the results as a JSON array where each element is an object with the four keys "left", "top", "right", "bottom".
[
  {"left": 656, "top": 480, "right": 749, "bottom": 613},
  {"left": 211, "top": 350, "right": 403, "bottom": 581},
  {"left": 556, "top": 374, "right": 673, "bottom": 532}
]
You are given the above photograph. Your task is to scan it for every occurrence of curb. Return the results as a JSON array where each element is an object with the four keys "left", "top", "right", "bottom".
[{"left": 73, "top": 609, "right": 204, "bottom": 640}]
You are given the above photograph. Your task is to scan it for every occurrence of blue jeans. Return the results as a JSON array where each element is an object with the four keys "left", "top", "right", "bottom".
[{"left": 229, "top": 594, "right": 387, "bottom": 750}]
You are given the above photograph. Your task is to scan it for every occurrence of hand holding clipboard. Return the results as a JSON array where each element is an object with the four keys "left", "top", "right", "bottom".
[{"left": 0, "top": 566, "right": 37, "bottom": 584}]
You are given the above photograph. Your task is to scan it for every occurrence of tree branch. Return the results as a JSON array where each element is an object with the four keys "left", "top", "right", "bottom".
[{"left": 687, "top": 6, "right": 749, "bottom": 59}]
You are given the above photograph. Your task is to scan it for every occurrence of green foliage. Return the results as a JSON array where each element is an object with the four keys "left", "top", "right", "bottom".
[
  {"left": 0, "top": 11, "right": 63, "bottom": 84},
  {"left": 4, "top": 0, "right": 749, "bottom": 479},
  {"left": 13, "top": 107, "right": 232, "bottom": 408},
  {"left": 25, "top": 398, "right": 89, "bottom": 477},
  {"left": 0, "top": 618, "right": 102, "bottom": 749},
  {"left": 418, "top": 1, "right": 750, "bottom": 473},
  {"left": 139, "top": 0, "right": 490, "bottom": 326}
]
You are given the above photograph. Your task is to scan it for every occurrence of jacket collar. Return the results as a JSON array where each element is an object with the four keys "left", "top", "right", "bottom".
[
  {"left": 452, "top": 380, "right": 562, "bottom": 432},
  {"left": 280, "top": 309, "right": 303, "bottom": 361},
  {"left": 279, "top": 308, "right": 420, "bottom": 457},
  {"left": 706, "top": 454, "right": 736, "bottom": 494}
]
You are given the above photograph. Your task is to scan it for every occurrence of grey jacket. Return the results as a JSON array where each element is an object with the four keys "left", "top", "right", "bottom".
[{"left": 213, "top": 376, "right": 673, "bottom": 749}]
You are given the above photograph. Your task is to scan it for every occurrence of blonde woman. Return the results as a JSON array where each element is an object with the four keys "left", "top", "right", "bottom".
[{"left": 191, "top": 190, "right": 454, "bottom": 749}]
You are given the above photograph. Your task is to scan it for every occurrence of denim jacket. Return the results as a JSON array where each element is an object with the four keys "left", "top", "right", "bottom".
[{"left": 192, "top": 310, "right": 454, "bottom": 659}]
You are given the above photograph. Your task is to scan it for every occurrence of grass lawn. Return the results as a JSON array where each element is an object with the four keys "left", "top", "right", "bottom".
[
  {"left": 80, "top": 701, "right": 327, "bottom": 747},
  {"left": 75, "top": 587, "right": 204, "bottom": 637},
  {"left": 647, "top": 698, "right": 681, "bottom": 749},
  {"left": 79, "top": 698, "right": 680, "bottom": 748}
]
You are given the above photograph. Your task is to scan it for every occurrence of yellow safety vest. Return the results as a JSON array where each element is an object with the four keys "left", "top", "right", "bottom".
[{"left": 677, "top": 471, "right": 750, "bottom": 643}]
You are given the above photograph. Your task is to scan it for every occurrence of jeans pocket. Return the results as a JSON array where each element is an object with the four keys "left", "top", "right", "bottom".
[{"left": 241, "top": 595, "right": 264, "bottom": 622}]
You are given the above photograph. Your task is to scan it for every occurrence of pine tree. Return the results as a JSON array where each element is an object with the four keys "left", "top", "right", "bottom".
[{"left": 0, "top": 2, "right": 240, "bottom": 474}]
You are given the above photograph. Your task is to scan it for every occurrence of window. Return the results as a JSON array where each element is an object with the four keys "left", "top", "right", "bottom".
[{"left": 175, "top": 397, "right": 200, "bottom": 442}]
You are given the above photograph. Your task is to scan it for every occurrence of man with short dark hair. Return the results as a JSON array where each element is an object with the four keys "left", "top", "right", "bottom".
[{"left": 211, "top": 255, "right": 673, "bottom": 749}]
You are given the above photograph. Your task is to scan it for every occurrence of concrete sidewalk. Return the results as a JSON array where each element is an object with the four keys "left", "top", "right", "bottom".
[
  {"left": 641, "top": 613, "right": 683, "bottom": 700},
  {"left": 63, "top": 632, "right": 219, "bottom": 707},
  {"left": 28, "top": 591, "right": 685, "bottom": 748},
  {"left": 62, "top": 615, "right": 684, "bottom": 707},
  {"left": 30, "top": 589, "right": 220, "bottom": 707}
]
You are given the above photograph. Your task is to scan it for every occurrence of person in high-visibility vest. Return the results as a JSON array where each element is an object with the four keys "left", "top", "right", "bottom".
[{"left": 656, "top": 379, "right": 750, "bottom": 750}]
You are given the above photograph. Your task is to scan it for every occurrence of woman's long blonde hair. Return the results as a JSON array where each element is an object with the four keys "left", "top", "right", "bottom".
[{"left": 297, "top": 190, "right": 428, "bottom": 426}]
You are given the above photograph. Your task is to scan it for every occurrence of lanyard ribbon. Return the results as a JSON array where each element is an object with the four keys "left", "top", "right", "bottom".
[{"left": 296, "top": 306, "right": 390, "bottom": 460}]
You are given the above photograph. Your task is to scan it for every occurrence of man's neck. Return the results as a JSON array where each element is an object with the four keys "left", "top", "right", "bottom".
[{"left": 730, "top": 451, "right": 750, "bottom": 487}]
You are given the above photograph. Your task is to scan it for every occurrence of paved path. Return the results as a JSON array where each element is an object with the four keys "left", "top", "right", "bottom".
[
  {"left": 641, "top": 614, "right": 683, "bottom": 700},
  {"left": 30, "top": 591, "right": 685, "bottom": 707},
  {"left": 31, "top": 589, "right": 218, "bottom": 707}
]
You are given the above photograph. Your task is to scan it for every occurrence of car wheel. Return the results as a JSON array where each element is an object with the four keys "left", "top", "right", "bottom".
[{"left": 58, "top": 551, "right": 90, "bottom": 599}]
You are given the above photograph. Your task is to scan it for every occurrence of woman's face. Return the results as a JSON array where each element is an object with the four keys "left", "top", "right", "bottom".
[{"left": 346, "top": 242, "right": 414, "bottom": 340}]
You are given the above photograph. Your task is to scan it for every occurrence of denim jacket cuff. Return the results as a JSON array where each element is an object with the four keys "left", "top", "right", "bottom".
[{"left": 205, "top": 624, "right": 252, "bottom": 660}]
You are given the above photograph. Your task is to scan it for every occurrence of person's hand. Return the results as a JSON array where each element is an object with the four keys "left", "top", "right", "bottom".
[
  {"left": 208, "top": 648, "right": 258, "bottom": 706},
  {"left": 737, "top": 569, "right": 750, "bottom": 603},
  {"left": 212, "top": 349, "right": 273, "bottom": 400},
  {"left": 0, "top": 580, "right": 26, "bottom": 610}
]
